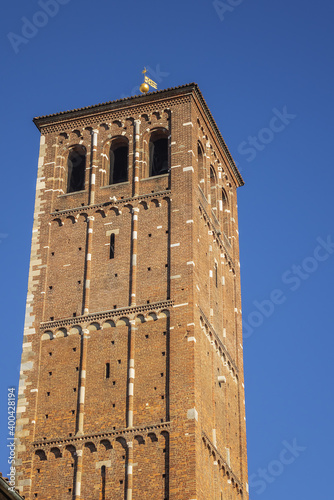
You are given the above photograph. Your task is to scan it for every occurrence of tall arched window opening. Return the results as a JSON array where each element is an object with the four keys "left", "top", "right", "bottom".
[
  {"left": 149, "top": 130, "right": 169, "bottom": 177},
  {"left": 109, "top": 138, "right": 128, "bottom": 185},
  {"left": 210, "top": 166, "right": 217, "bottom": 212},
  {"left": 67, "top": 146, "right": 86, "bottom": 193},
  {"left": 198, "top": 142, "right": 204, "bottom": 186},
  {"left": 222, "top": 188, "right": 229, "bottom": 237}
]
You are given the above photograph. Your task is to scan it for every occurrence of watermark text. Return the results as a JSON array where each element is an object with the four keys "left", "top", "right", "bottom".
[
  {"left": 8, "top": 0, "right": 72, "bottom": 54},
  {"left": 7, "top": 387, "right": 16, "bottom": 491}
]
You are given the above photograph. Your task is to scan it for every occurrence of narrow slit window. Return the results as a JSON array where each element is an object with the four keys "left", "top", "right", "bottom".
[
  {"left": 101, "top": 465, "right": 106, "bottom": 500},
  {"left": 105, "top": 363, "right": 110, "bottom": 379},
  {"left": 215, "top": 262, "right": 218, "bottom": 288},
  {"left": 110, "top": 233, "right": 115, "bottom": 259}
]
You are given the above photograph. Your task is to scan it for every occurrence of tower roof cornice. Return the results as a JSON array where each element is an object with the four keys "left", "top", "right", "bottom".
[{"left": 33, "top": 83, "right": 243, "bottom": 186}]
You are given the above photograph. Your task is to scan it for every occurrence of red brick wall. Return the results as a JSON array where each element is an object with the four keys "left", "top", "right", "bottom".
[{"left": 15, "top": 86, "right": 248, "bottom": 500}]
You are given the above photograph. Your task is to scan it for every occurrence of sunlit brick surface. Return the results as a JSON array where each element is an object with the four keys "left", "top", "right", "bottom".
[{"left": 15, "top": 84, "right": 248, "bottom": 499}]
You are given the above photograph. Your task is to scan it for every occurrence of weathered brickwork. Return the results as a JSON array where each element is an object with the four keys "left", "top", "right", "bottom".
[{"left": 15, "top": 84, "right": 248, "bottom": 499}]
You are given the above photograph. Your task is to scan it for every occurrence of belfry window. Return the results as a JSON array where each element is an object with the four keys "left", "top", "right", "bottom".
[
  {"left": 222, "top": 188, "right": 229, "bottom": 237},
  {"left": 198, "top": 142, "right": 204, "bottom": 185},
  {"left": 109, "top": 139, "right": 128, "bottom": 184},
  {"left": 67, "top": 146, "right": 86, "bottom": 193},
  {"left": 149, "top": 130, "right": 169, "bottom": 177},
  {"left": 210, "top": 166, "right": 217, "bottom": 210}
]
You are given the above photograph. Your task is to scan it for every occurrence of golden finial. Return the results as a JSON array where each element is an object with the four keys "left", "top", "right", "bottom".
[
  {"left": 140, "top": 67, "right": 157, "bottom": 94},
  {"left": 140, "top": 82, "right": 150, "bottom": 94}
]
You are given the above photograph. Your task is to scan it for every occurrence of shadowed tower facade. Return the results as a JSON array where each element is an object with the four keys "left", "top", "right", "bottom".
[{"left": 15, "top": 84, "right": 249, "bottom": 500}]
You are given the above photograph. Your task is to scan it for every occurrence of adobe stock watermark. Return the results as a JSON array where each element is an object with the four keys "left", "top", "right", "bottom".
[
  {"left": 7, "top": 0, "right": 72, "bottom": 54},
  {"left": 0, "top": 233, "right": 8, "bottom": 244},
  {"left": 7, "top": 387, "right": 17, "bottom": 492},
  {"left": 243, "top": 235, "right": 334, "bottom": 338},
  {"left": 213, "top": 0, "right": 245, "bottom": 22},
  {"left": 237, "top": 106, "right": 296, "bottom": 162},
  {"left": 119, "top": 65, "right": 170, "bottom": 99},
  {"left": 249, "top": 438, "right": 306, "bottom": 495}
]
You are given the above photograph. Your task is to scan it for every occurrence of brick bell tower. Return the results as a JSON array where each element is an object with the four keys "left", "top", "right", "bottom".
[{"left": 15, "top": 84, "right": 249, "bottom": 500}]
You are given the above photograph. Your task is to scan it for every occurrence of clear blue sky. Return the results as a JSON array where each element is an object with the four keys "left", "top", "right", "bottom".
[{"left": 1, "top": 0, "right": 333, "bottom": 497}]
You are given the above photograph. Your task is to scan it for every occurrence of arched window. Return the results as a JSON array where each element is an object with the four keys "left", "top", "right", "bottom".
[
  {"left": 210, "top": 166, "right": 217, "bottom": 211},
  {"left": 67, "top": 146, "right": 86, "bottom": 193},
  {"left": 109, "top": 138, "right": 128, "bottom": 185},
  {"left": 222, "top": 188, "right": 229, "bottom": 237},
  {"left": 198, "top": 142, "right": 204, "bottom": 186},
  {"left": 149, "top": 129, "right": 168, "bottom": 177}
]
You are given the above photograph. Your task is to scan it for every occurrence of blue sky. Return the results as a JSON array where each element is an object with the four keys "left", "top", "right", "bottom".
[{"left": 1, "top": 0, "right": 333, "bottom": 497}]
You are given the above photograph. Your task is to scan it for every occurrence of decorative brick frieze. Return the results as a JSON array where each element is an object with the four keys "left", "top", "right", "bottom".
[
  {"left": 202, "top": 432, "right": 243, "bottom": 492},
  {"left": 198, "top": 307, "right": 238, "bottom": 375},
  {"left": 32, "top": 422, "right": 172, "bottom": 450},
  {"left": 40, "top": 300, "right": 173, "bottom": 332},
  {"left": 198, "top": 199, "right": 235, "bottom": 268},
  {"left": 50, "top": 190, "right": 171, "bottom": 219}
]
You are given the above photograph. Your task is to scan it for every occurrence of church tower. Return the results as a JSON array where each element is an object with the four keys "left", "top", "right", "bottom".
[{"left": 15, "top": 84, "right": 249, "bottom": 499}]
